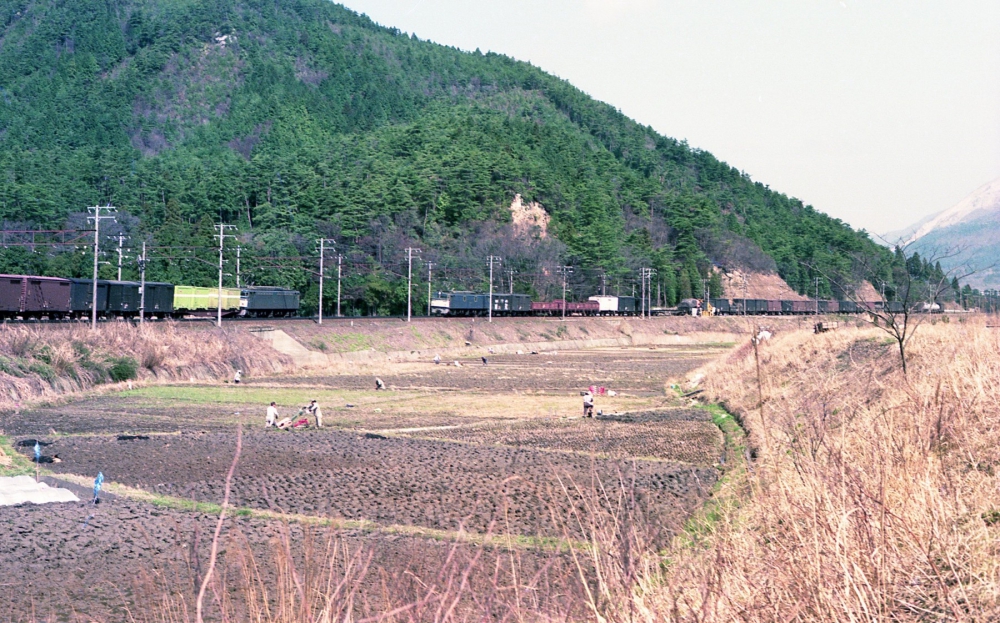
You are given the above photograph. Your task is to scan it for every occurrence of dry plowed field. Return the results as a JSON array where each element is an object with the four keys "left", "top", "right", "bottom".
[{"left": 1, "top": 343, "right": 729, "bottom": 621}]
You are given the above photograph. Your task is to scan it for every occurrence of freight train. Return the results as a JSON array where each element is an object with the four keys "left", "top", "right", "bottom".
[
  {"left": 0, "top": 274, "right": 299, "bottom": 320},
  {"left": 431, "top": 292, "right": 639, "bottom": 316},
  {"left": 431, "top": 291, "right": 919, "bottom": 317}
]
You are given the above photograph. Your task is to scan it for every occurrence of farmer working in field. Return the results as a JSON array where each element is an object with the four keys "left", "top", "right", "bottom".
[
  {"left": 305, "top": 399, "right": 322, "bottom": 428},
  {"left": 583, "top": 390, "right": 595, "bottom": 418},
  {"left": 375, "top": 377, "right": 386, "bottom": 391},
  {"left": 266, "top": 402, "right": 279, "bottom": 427}
]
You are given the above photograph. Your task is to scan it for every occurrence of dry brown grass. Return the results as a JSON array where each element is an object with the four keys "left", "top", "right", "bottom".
[
  {"left": 0, "top": 322, "right": 290, "bottom": 408},
  {"left": 646, "top": 316, "right": 1000, "bottom": 621},
  {"left": 51, "top": 316, "right": 1000, "bottom": 621}
]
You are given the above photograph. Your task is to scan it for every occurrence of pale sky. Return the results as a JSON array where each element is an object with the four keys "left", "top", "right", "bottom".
[{"left": 339, "top": 0, "right": 1000, "bottom": 236}]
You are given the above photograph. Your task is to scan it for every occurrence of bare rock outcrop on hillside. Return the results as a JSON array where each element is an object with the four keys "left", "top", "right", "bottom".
[
  {"left": 509, "top": 194, "right": 550, "bottom": 239},
  {"left": 720, "top": 270, "right": 808, "bottom": 300}
]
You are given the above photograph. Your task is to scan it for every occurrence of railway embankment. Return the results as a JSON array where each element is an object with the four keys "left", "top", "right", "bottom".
[
  {"left": 248, "top": 315, "right": 825, "bottom": 369},
  {"left": 0, "top": 322, "right": 290, "bottom": 409},
  {"left": 646, "top": 315, "right": 1000, "bottom": 619}
]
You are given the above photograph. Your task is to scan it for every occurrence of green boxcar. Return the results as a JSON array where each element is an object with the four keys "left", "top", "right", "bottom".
[{"left": 173, "top": 285, "right": 241, "bottom": 314}]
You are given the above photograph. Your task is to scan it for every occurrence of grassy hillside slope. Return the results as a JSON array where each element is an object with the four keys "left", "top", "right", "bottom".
[{"left": 648, "top": 318, "right": 1000, "bottom": 620}]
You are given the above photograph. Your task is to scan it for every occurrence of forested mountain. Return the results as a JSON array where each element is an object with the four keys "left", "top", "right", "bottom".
[{"left": 0, "top": 0, "right": 884, "bottom": 313}]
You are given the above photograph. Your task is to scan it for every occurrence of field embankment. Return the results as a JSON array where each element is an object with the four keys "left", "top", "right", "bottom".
[
  {"left": 645, "top": 316, "right": 1000, "bottom": 621},
  {"left": 0, "top": 323, "right": 290, "bottom": 410},
  {"left": 249, "top": 315, "right": 826, "bottom": 368}
]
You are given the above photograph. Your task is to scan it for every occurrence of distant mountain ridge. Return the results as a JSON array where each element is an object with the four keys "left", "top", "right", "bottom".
[
  {"left": 891, "top": 177, "right": 1000, "bottom": 289},
  {"left": 905, "top": 177, "right": 1000, "bottom": 244}
]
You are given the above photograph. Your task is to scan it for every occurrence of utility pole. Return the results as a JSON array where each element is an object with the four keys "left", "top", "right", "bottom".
[
  {"left": 601, "top": 272, "right": 607, "bottom": 296},
  {"left": 138, "top": 241, "right": 146, "bottom": 326},
  {"left": 742, "top": 274, "right": 748, "bottom": 316},
  {"left": 317, "top": 238, "right": 336, "bottom": 324},
  {"left": 640, "top": 268, "right": 656, "bottom": 318},
  {"left": 215, "top": 224, "right": 236, "bottom": 328},
  {"left": 507, "top": 268, "right": 515, "bottom": 294},
  {"left": 236, "top": 246, "right": 241, "bottom": 288},
  {"left": 427, "top": 261, "right": 434, "bottom": 316},
  {"left": 87, "top": 205, "right": 116, "bottom": 330},
  {"left": 116, "top": 233, "right": 124, "bottom": 281},
  {"left": 639, "top": 266, "right": 649, "bottom": 318},
  {"left": 336, "top": 254, "right": 342, "bottom": 317},
  {"left": 650, "top": 270, "right": 657, "bottom": 316},
  {"left": 557, "top": 265, "right": 573, "bottom": 320},
  {"left": 815, "top": 276, "right": 820, "bottom": 314},
  {"left": 406, "top": 247, "right": 422, "bottom": 322},
  {"left": 640, "top": 268, "right": 646, "bottom": 318},
  {"left": 486, "top": 255, "right": 501, "bottom": 323}
]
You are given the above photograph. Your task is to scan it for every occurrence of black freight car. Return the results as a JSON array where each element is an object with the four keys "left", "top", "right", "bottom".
[
  {"left": 710, "top": 298, "right": 732, "bottom": 314},
  {"left": 141, "top": 282, "right": 175, "bottom": 317},
  {"left": 240, "top": 286, "right": 300, "bottom": 317},
  {"left": 838, "top": 300, "right": 859, "bottom": 314},
  {"left": 491, "top": 293, "right": 532, "bottom": 315},
  {"left": 106, "top": 281, "right": 141, "bottom": 317},
  {"left": 447, "top": 292, "right": 489, "bottom": 316},
  {"left": 69, "top": 279, "right": 109, "bottom": 318},
  {"left": 616, "top": 296, "right": 638, "bottom": 314}
]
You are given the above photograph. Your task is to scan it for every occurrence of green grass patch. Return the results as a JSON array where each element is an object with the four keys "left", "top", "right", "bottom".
[
  {"left": 27, "top": 361, "right": 56, "bottom": 383},
  {"left": 107, "top": 356, "right": 139, "bottom": 382},
  {"left": 311, "top": 332, "right": 381, "bottom": 353},
  {"left": 674, "top": 403, "right": 748, "bottom": 548},
  {"left": 0, "top": 434, "right": 35, "bottom": 477},
  {"left": 126, "top": 385, "right": 373, "bottom": 409}
]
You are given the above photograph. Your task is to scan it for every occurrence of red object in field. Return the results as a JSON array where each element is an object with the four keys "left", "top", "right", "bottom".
[{"left": 292, "top": 418, "right": 310, "bottom": 428}]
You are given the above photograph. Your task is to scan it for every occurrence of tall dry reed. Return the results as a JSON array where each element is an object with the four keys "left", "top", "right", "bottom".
[{"left": 649, "top": 316, "right": 1000, "bottom": 621}]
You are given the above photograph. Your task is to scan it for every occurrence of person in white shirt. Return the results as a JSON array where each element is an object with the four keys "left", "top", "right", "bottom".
[
  {"left": 266, "top": 402, "right": 279, "bottom": 427},
  {"left": 305, "top": 399, "right": 322, "bottom": 428},
  {"left": 582, "top": 391, "right": 595, "bottom": 418}
]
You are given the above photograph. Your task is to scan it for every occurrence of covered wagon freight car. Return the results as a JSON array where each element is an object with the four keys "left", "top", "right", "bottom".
[
  {"left": 69, "top": 279, "right": 109, "bottom": 318},
  {"left": 106, "top": 281, "right": 141, "bottom": 316},
  {"left": 141, "top": 282, "right": 175, "bottom": 317},
  {"left": 491, "top": 293, "right": 532, "bottom": 315},
  {"left": 240, "top": 286, "right": 300, "bottom": 317},
  {"left": 69, "top": 280, "right": 142, "bottom": 318},
  {"left": 0, "top": 275, "right": 72, "bottom": 319}
]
